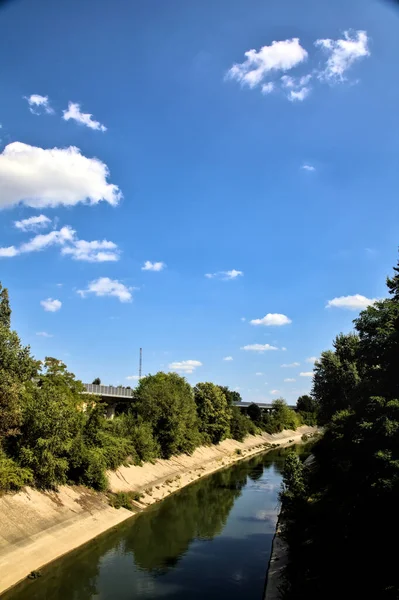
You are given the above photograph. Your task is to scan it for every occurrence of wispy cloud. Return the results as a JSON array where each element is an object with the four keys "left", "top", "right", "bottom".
[
  {"left": 326, "top": 294, "right": 377, "bottom": 310},
  {"left": 241, "top": 344, "right": 278, "bottom": 352},
  {"left": 306, "top": 356, "right": 318, "bottom": 364},
  {"left": 270, "top": 389, "right": 280, "bottom": 395},
  {"left": 126, "top": 375, "right": 140, "bottom": 381},
  {"left": 250, "top": 313, "right": 291, "bottom": 326},
  {"left": 205, "top": 269, "right": 243, "bottom": 280},
  {"left": 0, "top": 225, "right": 120, "bottom": 263},
  {"left": 142, "top": 261, "right": 166, "bottom": 272},
  {"left": 14, "top": 215, "right": 51, "bottom": 232},
  {"left": 24, "top": 94, "right": 54, "bottom": 115},
  {"left": 169, "top": 360, "right": 202, "bottom": 374},
  {"left": 78, "top": 278, "right": 133, "bottom": 303},
  {"left": 299, "top": 371, "right": 314, "bottom": 377},
  {"left": 301, "top": 164, "right": 315, "bottom": 171},
  {"left": 0, "top": 142, "right": 121, "bottom": 209},
  {"left": 62, "top": 239, "right": 120, "bottom": 262},
  {"left": 315, "top": 30, "right": 370, "bottom": 82},
  {"left": 223, "top": 356, "right": 233, "bottom": 361},
  {"left": 36, "top": 331, "right": 53, "bottom": 337},
  {"left": 284, "top": 378, "right": 296, "bottom": 382},
  {"left": 226, "top": 38, "right": 308, "bottom": 90},
  {"left": 63, "top": 102, "right": 106, "bottom": 132},
  {"left": 41, "top": 298, "right": 62, "bottom": 312},
  {"left": 255, "top": 372, "right": 264, "bottom": 376},
  {"left": 281, "top": 362, "right": 300, "bottom": 367}
]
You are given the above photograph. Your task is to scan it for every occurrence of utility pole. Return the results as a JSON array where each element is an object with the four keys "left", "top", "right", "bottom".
[{"left": 139, "top": 347, "right": 142, "bottom": 380}]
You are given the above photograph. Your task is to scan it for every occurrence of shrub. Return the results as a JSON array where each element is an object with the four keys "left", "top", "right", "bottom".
[
  {"left": 0, "top": 452, "right": 33, "bottom": 491},
  {"left": 109, "top": 491, "right": 141, "bottom": 510}
]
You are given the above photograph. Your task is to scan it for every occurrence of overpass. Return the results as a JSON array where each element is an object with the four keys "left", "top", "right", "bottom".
[{"left": 82, "top": 384, "right": 283, "bottom": 418}]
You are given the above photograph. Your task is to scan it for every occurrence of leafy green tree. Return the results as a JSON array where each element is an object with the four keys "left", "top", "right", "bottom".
[
  {"left": 269, "top": 398, "right": 299, "bottom": 432},
  {"left": 312, "top": 333, "right": 361, "bottom": 423},
  {"left": 194, "top": 382, "right": 231, "bottom": 444},
  {"left": 296, "top": 395, "right": 316, "bottom": 413},
  {"left": 247, "top": 402, "right": 262, "bottom": 425},
  {"left": 0, "top": 284, "right": 39, "bottom": 444},
  {"left": 16, "top": 358, "right": 85, "bottom": 488},
  {"left": 218, "top": 385, "right": 242, "bottom": 405},
  {"left": 92, "top": 377, "right": 101, "bottom": 385},
  {"left": 230, "top": 406, "right": 254, "bottom": 441},
  {"left": 133, "top": 372, "right": 200, "bottom": 458}
]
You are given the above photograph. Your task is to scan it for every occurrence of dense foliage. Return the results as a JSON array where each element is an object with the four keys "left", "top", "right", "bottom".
[
  {"left": 281, "top": 254, "right": 399, "bottom": 599},
  {"left": 0, "top": 282, "right": 301, "bottom": 493}
]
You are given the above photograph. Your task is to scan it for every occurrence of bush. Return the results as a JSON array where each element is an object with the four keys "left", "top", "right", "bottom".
[
  {"left": 230, "top": 406, "right": 252, "bottom": 442},
  {"left": 109, "top": 491, "right": 142, "bottom": 510},
  {"left": 0, "top": 452, "right": 33, "bottom": 491}
]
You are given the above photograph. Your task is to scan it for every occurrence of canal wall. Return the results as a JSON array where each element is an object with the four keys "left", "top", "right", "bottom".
[{"left": 0, "top": 425, "right": 316, "bottom": 595}]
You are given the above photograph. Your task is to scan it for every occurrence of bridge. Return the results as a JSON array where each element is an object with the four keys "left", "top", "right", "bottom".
[{"left": 82, "top": 384, "right": 281, "bottom": 419}]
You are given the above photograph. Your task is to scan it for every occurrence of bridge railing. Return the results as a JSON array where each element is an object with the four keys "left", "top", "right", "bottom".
[{"left": 83, "top": 384, "right": 134, "bottom": 398}]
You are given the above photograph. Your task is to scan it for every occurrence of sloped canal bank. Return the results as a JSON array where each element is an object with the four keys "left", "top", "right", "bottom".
[{"left": 2, "top": 447, "right": 303, "bottom": 600}]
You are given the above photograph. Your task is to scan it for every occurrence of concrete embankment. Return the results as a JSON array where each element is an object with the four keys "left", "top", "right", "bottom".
[{"left": 0, "top": 425, "right": 315, "bottom": 595}]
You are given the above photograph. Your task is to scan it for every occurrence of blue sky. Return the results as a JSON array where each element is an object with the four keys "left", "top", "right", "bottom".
[{"left": 1, "top": 0, "right": 398, "bottom": 404}]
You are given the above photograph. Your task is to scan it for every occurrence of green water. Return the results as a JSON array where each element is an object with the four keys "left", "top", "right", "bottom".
[{"left": 3, "top": 448, "right": 295, "bottom": 600}]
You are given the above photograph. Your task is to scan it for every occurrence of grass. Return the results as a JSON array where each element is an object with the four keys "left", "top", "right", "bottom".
[{"left": 108, "top": 491, "right": 142, "bottom": 510}]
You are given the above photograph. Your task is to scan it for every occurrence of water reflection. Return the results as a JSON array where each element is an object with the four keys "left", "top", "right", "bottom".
[{"left": 4, "top": 448, "right": 297, "bottom": 600}]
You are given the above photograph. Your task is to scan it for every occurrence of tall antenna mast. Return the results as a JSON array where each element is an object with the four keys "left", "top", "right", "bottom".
[{"left": 139, "top": 347, "right": 142, "bottom": 379}]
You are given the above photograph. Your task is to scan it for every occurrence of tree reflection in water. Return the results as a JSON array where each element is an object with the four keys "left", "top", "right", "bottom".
[{"left": 3, "top": 448, "right": 295, "bottom": 600}]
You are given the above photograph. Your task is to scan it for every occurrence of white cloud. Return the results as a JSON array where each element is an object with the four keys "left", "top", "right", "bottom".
[
  {"left": 250, "top": 313, "right": 291, "bottom": 326},
  {"left": 0, "top": 226, "right": 75, "bottom": 258},
  {"left": 223, "top": 356, "right": 233, "bottom": 361},
  {"left": 61, "top": 239, "right": 120, "bottom": 262},
  {"left": 141, "top": 261, "right": 166, "bottom": 272},
  {"left": 205, "top": 269, "right": 243, "bottom": 280},
  {"left": 226, "top": 38, "right": 308, "bottom": 89},
  {"left": 168, "top": 360, "right": 202, "bottom": 374},
  {"left": 299, "top": 371, "right": 314, "bottom": 377},
  {"left": 0, "top": 246, "right": 19, "bottom": 257},
  {"left": 78, "top": 278, "right": 133, "bottom": 303},
  {"left": 241, "top": 317, "right": 246, "bottom": 322},
  {"left": 281, "top": 347, "right": 287, "bottom": 351},
  {"left": 241, "top": 344, "right": 278, "bottom": 352},
  {"left": 255, "top": 372, "right": 263, "bottom": 376},
  {"left": 24, "top": 94, "right": 54, "bottom": 115},
  {"left": 306, "top": 356, "right": 318, "bottom": 364},
  {"left": 63, "top": 102, "right": 107, "bottom": 132},
  {"left": 0, "top": 142, "right": 121, "bottom": 209},
  {"left": 301, "top": 164, "right": 315, "bottom": 171},
  {"left": 270, "top": 389, "right": 280, "bottom": 395},
  {"left": 126, "top": 375, "right": 140, "bottom": 381},
  {"left": 14, "top": 214, "right": 51, "bottom": 232},
  {"left": 36, "top": 331, "right": 53, "bottom": 337},
  {"left": 0, "top": 225, "right": 120, "bottom": 263},
  {"left": 288, "top": 86, "right": 311, "bottom": 101},
  {"left": 284, "top": 378, "right": 296, "bottom": 382},
  {"left": 261, "top": 82, "right": 275, "bottom": 95},
  {"left": 41, "top": 298, "right": 62, "bottom": 312},
  {"left": 326, "top": 294, "right": 377, "bottom": 310},
  {"left": 315, "top": 30, "right": 370, "bottom": 82},
  {"left": 281, "top": 362, "right": 300, "bottom": 367}
]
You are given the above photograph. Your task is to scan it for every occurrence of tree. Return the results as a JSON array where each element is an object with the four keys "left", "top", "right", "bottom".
[
  {"left": 218, "top": 385, "right": 242, "bottom": 406},
  {"left": 296, "top": 395, "right": 316, "bottom": 413},
  {"left": 92, "top": 377, "right": 101, "bottom": 385},
  {"left": 16, "top": 358, "right": 85, "bottom": 488},
  {"left": 132, "top": 372, "right": 200, "bottom": 458},
  {"left": 194, "top": 382, "right": 232, "bottom": 444},
  {"left": 269, "top": 398, "right": 299, "bottom": 432},
  {"left": 0, "top": 283, "right": 39, "bottom": 443},
  {"left": 247, "top": 402, "right": 262, "bottom": 425},
  {"left": 312, "top": 333, "right": 361, "bottom": 423}
]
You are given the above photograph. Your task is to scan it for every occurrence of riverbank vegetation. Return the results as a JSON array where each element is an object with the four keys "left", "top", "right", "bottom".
[
  {"left": 280, "top": 253, "right": 399, "bottom": 598},
  {"left": 0, "top": 283, "right": 303, "bottom": 494}
]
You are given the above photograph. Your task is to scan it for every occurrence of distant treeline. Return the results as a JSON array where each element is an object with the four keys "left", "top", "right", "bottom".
[
  {"left": 280, "top": 253, "right": 399, "bottom": 598},
  {"left": 0, "top": 284, "right": 310, "bottom": 493}
]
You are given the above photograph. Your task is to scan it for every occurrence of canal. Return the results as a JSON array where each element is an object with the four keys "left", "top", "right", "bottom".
[{"left": 3, "top": 448, "right": 298, "bottom": 600}]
